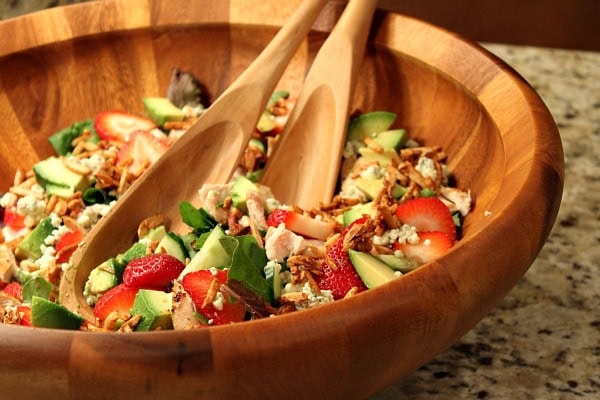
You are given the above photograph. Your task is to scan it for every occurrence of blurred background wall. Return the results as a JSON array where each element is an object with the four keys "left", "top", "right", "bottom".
[{"left": 1, "top": 0, "right": 598, "bottom": 51}]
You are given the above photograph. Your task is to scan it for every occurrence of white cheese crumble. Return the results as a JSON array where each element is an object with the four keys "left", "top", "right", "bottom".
[
  {"left": 372, "top": 224, "right": 420, "bottom": 246},
  {"left": 484, "top": 210, "right": 492, "bottom": 217},
  {"left": 16, "top": 194, "right": 47, "bottom": 227},
  {"left": 0, "top": 192, "right": 17, "bottom": 208},
  {"left": 359, "top": 165, "right": 385, "bottom": 180},
  {"left": 295, "top": 282, "right": 334, "bottom": 311},
  {"left": 416, "top": 156, "right": 438, "bottom": 181},
  {"left": 343, "top": 140, "right": 363, "bottom": 158},
  {"left": 212, "top": 291, "right": 225, "bottom": 311}
]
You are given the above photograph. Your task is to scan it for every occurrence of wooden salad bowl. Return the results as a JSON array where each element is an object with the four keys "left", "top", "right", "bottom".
[{"left": 0, "top": 0, "right": 564, "bottom": 398}]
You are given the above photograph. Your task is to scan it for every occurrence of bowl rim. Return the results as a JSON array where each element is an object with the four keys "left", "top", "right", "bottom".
[{"left": 0, "top": 0, "right": 564, "bottom": 397}]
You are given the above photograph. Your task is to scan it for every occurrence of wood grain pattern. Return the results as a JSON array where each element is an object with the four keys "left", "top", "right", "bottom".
[{"left": 0, "top": 0, "right": 563, "bottom": 399}]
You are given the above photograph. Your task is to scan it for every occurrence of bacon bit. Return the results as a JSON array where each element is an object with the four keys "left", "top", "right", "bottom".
[
  {"left": 62, "top": 157, "right": 92, "bottom": 176},
  {"left": 13, "top": 168, "right": 25, "bottom": 186},
  {"left": 364, "top": 136, "right": 384, "bottom": 153},
  {"left": 137, "top": 214, "right": 167, "bottom": 239},
  {"left": 279, "top": 292, "right": 307, "bottom": 304},
  {"left": 202, "top": 277, "right": 221, "bottom": 308}
]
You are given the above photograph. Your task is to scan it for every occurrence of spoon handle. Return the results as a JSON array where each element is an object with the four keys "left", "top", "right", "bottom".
[
  {"left": 261, "top": 0, "right": 378, "bottom": 208},
  {"left": 168, "top": 0, "right": 329, "bottom": 183}
]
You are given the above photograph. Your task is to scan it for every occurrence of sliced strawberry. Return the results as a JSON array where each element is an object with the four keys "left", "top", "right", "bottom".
[
  {"left": 2, "top": 282, "right": 23, "bottom": 301},
  {"left": 181, "top": 269, "right": 246, "bottom": 326},
  {"left": 93, "top": 283, "right": 139, "bottom": 322},
  {"left": 55, "top": 229, "right": 85, "bottom": 263},
  {"left": 2, "top": 207, "right": 25, "bottom": 229},
  {"left": 123, "top": 253, "right": 185, "bottom": 290},
  {"left": 266, "top": 208, "right": 335, "bottom": 241},
  {"left": 315, "top": 219, "right": 368, "bottom": 299},
  {"left": 393, "top": 231, "right": 453, "bottom": 265},
  {"left": 395, "top": 197, "right": 457, "bottom": 242},
  {"left": 116, "top": 130, "right": 169, "bottom": 177},
  {"left": 94, "top": 111, "right": 156, "bottom": 142},
  {"left": 17, "top": 305, "right": 32, "bottom": 327}
]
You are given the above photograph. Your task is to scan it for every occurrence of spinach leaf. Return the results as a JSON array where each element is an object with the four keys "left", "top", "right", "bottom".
[
  {"left": 48, "top": 118, "right": 96, "bottom": 155},
  {"left": 220, "top": 235, "right": 271, "bottom": 303},
  {"left": 179, "top": 201, "right": 217, "bottom": 234}
]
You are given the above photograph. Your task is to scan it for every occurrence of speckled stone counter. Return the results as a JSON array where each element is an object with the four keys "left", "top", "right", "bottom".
[
  {"left": 374, "top": 45, "right": 600, "bottom": 399},
  {"left": 2, "top": 1, "right": 599, "bottom": 398}
]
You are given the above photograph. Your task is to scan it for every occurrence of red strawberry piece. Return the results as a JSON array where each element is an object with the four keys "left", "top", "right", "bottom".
[
  {"left": 315, "top": 219, "right": 368, "bottom": 299},
  {"left": 395, "top": 197, "right": 457, "bottom": 242},
  {"left": 116, "top": 130, "right": 169, "bottom": 177},
  {"left": 94, "top": 111, "right": 156, "bottom": 142},
  {"left": 2, "top": 282, "right": 23, "bottom": 301},
  {"left": 17, "top": 305, "right": 32, "bottom": 327},
  {"left": 93, "top": 283, "right": 139, "bottom": 322},
  {"left": 393, "top": 231, "right": 453, "bottom": 265},
  {"left": 55, "top": 229, "right": 85, "bottom": 263},
  {"left": 2, "top": 207, "right": 25, "bottom": 229},
  {"left": 181, "top": 270, "right": 246, "bottom": 325},
  {"left": 123, "top": 253, "right": 185, "bottom": 290},
  {"left": 266, "top": 208, "right": 335, "bottom": 241}
]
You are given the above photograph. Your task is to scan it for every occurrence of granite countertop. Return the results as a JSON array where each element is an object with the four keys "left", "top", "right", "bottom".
[
  {"left": 375, "top": 45, "right": 600, "bottom": 399},
  {"left": 2, "top": 2, "right": 599, "bottom": 399}
]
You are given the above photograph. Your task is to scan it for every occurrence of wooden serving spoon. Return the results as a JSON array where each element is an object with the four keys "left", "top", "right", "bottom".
[
  {"left": 260, "top": 0, "right": 378, "bottom": 209},
  {"left": 59, "top": 0, "right": 329, "bottom": 319}
]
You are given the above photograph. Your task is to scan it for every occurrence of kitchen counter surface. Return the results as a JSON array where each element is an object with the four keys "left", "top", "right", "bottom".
[
  {"left": 375, "top": 44, "right": 600, "bottom": 399},
  {"left": 2, "top": 2, "right": 599, "bottom": 399}
]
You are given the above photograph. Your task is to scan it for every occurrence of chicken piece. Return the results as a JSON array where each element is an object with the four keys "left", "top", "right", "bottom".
[
  {"left": 439, "top": 186, "right": 473, "bottom": 216},
  {"left": 171, "top": 281, "right": 202, "bottom": 330},
  {"left": 264, "top": 224, "right": 323, "bottom": 262},
  {"left": 0, "top": 244, "right": 18, "bottom": 285},
  {"left": 197, "top": 183, "right": 231, "bottom": 224},
  {"left": 246, "top": 190, "right": 267, "bottom": 231}
]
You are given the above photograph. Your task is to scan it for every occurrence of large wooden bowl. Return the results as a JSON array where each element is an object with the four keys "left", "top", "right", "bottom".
[{"left": 0, "top": 0, "right": 564, "bottom": 398}]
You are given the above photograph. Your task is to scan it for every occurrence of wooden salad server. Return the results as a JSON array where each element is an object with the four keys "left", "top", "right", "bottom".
[
  {"left": 260, "top": 0, "right": 378, "bottom": 209},
  {"left": 59, "top": 0, "right": 329, "bottom": 319}
]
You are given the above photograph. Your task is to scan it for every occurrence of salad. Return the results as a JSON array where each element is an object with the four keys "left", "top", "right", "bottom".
[{"left": 0, "top": 70, "right": 471, "bottom": 331}]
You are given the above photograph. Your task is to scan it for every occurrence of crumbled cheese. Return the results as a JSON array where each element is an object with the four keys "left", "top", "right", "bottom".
[
  {"left": 182, "top": 104, "right": 205, "bottom": 118},
  {"left": 484, "top": 210, "right": 492, "bottom": 217},
  {"left": 76, "top": 201, "right": 116, "bottom": 230},
  {"left": 343, "top": 140, "right": 363, "bottom": 158},
  {"left": 416, "top": 156, "right": 437, "bottom": 181},
  {"left": 16, "top": 195, "right": 47, "bottom": 227},
  {"left": 76, "top": 153, "right": 106, "bottom": 174},
  {"left": 373, "top": 224, "right": 420, "bottom": 246},
  {"left": 295, "top": 282, "right": 334, "bottom": 310},
  {"left": 212, "top": 291, "right": 225, "bottom": 311},
  {"left": 209, "top": 267, "right": 219, "bottom": 277},
  {"left": 264, "top": 197, "right": 282, "bottom": 214},
  {"left": 359, "top": 165, "right": 385, "bottom": 180},
  {"left": 0, "top": 192, "right": 18, "bottom": 208},
  {"left": 238, "top": 215, "right": 250, "bottom": 227}
]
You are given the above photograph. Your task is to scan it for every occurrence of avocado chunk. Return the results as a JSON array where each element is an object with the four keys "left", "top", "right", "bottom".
[
  {"left": 357, "top": 147, "right": 400, "bottom": 166},
  {"left": 349, "top": 250, "right": 397, "bottom": 289},
  {"left": 347, "top": 111, "right": 397, "bottom": 142},
  {"left": 264, "top": 261, "right": 282, "bottom": 301},
  {"left": 230, "top": 175, "right": 258, "bottom": 213},
  {"left": 30, "top": 296, "right": 85, "bottom": 330},
  {"left": 343, "top": 202, "right": 376, "bottom": 226},
  {"left": 142, "top": 97, "right": 185, "bottom": 127},
  {"left": 378, "top": 254, "right": 418, "bottom": 273},
  {"left": 373, "top": 129, "right": 407, "bottom": 150},
  {"left": 178, "top": 225, "right": 231, "bottom": 278},
  {"left": 119, "top": 241, "right": 148, "bottom": 265},
  {"left": 353, "top": 177, "right": 406, "bottom": 201},
  {"left": 256, "top": 111, "right": 276, "bottom": 133},
  {"left": 16, "top": 217, "right": 54, "bottom": 260},
  {"left": 33, "top": 156, "right": 92, "bottom": 198},
  {"left": 130, "top": 289, "right": 173, "bottom": 331},
  {"left": 83, "top": 259, "right": 119, "bottom": 299}
]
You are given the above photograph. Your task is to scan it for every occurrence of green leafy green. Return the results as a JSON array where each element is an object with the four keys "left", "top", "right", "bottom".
[
  {"left": 220, "top": 235, "right": 271, "bottom": 303},
  {"left": 82, "top": 187, "right": 111, "bottom": 205},
  {"left": 22, "top": 277, "right": 53, "bottom": 303},
  {"left": 48, "top": 119, "right": 97, "bottom": 155},
  {"left": 179, "top": 202, "right": 217, "bottom": 234}
]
